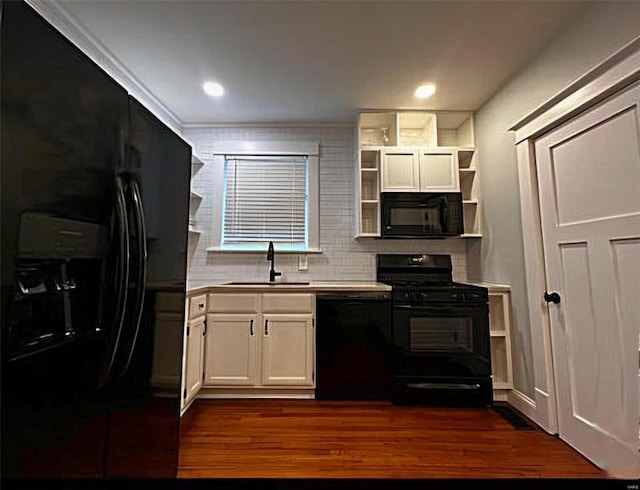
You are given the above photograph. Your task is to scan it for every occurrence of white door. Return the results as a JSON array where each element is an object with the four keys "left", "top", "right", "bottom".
[
  {"left": 184, "top": 317, "right": 205, "bottom": 406},
  {"left": 418, "top": 150, "right": 459, "bottom": 191},
  {"left": 535, "top": 81, "right": 640, "bottom": 475},
  {"left": 381, "top": 150, "right": 419, "bottom": 191},
  {"left": 204, "top": 314, "right": 257, "bottom": 386},
  {"left": 260, "top": 314, "right": 314, "bottom": 386}
]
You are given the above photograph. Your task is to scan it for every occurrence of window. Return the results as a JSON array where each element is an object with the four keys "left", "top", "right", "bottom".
[{"left": 209, "top": 141, "right": 319, "bottom": 252}]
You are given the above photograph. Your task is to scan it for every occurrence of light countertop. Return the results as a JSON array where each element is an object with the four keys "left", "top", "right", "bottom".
[
  {"left": 459, "top": 281, "right": 511, "bottom": 292},
  {"left": 188, "top": 281, "right": 391, "bottom": 296}
]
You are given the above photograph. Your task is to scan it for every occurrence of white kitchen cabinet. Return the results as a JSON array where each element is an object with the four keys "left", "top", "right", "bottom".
[
  {"left": 204, "top": 313, "right": 258, "bottom": 386},
  {"left": 417, "top": 150, "right": 459, "bottom": 191},
  {"left": 381, "top": 148, "right": 459, "bottom": 193},
  {"left": 203, "top": 292, "right": 315, "bottom": 391},
  {"left": 182, "top": 316, "right": 205, "bottom": 408},
  {"left": 484, "top": 286, "right": 514, "bottom": 401},
  {"left": 356, "top": 110, "right": 481, "bottom": 237},
  {"left": 381, "top": 149, "right": 420, "bottom": 191},
  {"left": 356, "top": 149, "right": 381, "bottom": 236},
  {"left": 188, "top": 153, "right": 204, "bottom": 236},
  {"left": 261, "top": 314, "right": 314, "bottom": 386}
]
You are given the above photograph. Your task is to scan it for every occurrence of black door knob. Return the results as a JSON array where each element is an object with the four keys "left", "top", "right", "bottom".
[{"left": 544, "top": 291, "right": 561, "bottom": 304}]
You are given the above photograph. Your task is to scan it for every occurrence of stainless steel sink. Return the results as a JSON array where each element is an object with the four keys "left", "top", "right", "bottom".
[{"left": 224, "top": 281, "right": 310, "bottom": 286}]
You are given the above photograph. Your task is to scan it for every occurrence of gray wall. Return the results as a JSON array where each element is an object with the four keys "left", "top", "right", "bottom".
[{"left": 472, "top": 1, "right": 640, "bottom": 398}]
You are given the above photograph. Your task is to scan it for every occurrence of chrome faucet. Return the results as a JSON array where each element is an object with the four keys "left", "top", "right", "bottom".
[{"left": 266, "top": 241, "right": 282, "bottom": 283}]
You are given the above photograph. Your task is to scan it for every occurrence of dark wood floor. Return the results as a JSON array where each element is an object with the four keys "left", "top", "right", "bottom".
[{"left": 178, "top": 400, "right": 604, "bottom": 478}]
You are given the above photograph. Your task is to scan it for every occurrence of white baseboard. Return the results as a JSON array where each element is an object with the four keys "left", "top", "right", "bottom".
[
  {"left": 493, "top": 389, "right": 509, "bottom": 402},
  {"left": 507, "top": 388, "right": 537, "bottom": 422},
  {"left": 198, "top": 393, "right": 315, "bottom": 399}
]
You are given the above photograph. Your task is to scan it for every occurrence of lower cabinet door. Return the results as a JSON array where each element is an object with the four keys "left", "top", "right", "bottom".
[
  {"left": 260, "top": 314, "right": 314, "bottom": 386},
  {"left": 184, "top": 317, "right": 205, "bottom": 405},
  {"left": 204, "top": 314, "right": 258, "bottom": 386}
]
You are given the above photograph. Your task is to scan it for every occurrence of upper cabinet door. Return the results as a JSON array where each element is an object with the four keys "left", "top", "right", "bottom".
[
  {"left": 381, "top": 150, "right": 420, "bottom": 191},
  {"left": 418, "top": 150, "right": 460, "bottom": 191}
]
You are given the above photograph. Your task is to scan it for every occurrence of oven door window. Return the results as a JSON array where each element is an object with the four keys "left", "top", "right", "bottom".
[
  {"left": 393, "top": 304, "right": 490, "bottom": 359},
  {"left": 389, "top": 205, "right": 443, "bottom": 233},
  {"left": 409, "top": 317, "right": 473, "bottom": 352}
]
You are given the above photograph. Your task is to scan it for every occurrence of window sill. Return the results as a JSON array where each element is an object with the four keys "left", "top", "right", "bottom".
[{"left": 207, "top": 247, "right": 323, "bottom": 255}]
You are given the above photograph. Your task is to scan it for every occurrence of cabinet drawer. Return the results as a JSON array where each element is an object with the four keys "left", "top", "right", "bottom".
[
  {"left": 188, "top": 294, "right": 207, "bottom": 319},
  {"left": 208, "top": 293, "right": 259, "bottom": 313},
  {"left": 262, "top": 293, "right": 314, "bottom": 313}
]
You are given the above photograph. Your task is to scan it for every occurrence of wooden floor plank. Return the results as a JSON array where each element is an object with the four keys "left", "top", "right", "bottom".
[{"left": 178, "top": 400, "right": 604, "bottom": 479}]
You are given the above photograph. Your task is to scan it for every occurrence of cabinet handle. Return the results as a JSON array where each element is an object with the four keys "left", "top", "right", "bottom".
[
  {"left": 264, "top": 319, "right": 269, "bottom": 336},
  {"left": 250, "top": 319, "right": 254, "bottom": 336},
  {"left": 198, "top": 303, "right": 205, "bottom": 309}
]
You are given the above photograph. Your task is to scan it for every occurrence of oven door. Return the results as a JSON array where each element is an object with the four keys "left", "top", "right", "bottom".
[{"left": 392, "top": 303, "right": 491, "bottom": 378}]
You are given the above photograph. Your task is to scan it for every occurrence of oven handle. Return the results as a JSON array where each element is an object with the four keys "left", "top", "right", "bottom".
[
  {"left": 393, "top": 304, "right": 484, "bottom": 311},
  {"left": 439, "top": 196, "right": 448, "bottom": 232}
]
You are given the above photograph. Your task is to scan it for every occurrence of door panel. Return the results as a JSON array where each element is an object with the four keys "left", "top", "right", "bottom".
[
  {"left": 185, "top": 318, "right": 205, "bottom": 403},
  {"left": 550, "top": 107, "right": 640, "bottom": 225},
  {"left": 418, "top": 151, "right": 459, "bottom": 191},
  {"left": 261, "top": 314, "right": 313, "bottom": 386},
  {"left": 381, "top": 151, "right": 419, "bottom": 191},
  {"left": 204, "top": 314, "right": 257, "bottom": 386},
  {"left": 535, "top": 81, "right": 640, "bottom": 475}
]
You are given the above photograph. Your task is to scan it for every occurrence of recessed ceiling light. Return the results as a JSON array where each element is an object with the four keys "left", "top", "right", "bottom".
[
  {"left": 414, "top": 84, "right": 436, "bottom": 99},
  {"left": 203, "top": 81, "right": 224, "bottom": 97}
]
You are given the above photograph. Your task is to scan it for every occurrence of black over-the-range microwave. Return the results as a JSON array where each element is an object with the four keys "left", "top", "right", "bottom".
[{"left": 381, "top": 192, "right": 464, "bottom": 238}]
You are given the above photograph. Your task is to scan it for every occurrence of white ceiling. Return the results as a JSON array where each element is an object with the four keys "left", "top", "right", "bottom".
[{"left": 57, "top": 0, "right": 591, "bottom": 125}]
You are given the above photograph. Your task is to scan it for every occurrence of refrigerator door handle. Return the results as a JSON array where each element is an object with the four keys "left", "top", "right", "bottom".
[
  {"left": 117, "top": 179, "right": 148, "bottom": 377},
  {"left": 98, "top": 177, "right": 130, "bottom": 387}
]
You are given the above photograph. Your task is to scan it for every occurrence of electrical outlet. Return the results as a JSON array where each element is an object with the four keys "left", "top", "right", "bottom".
[{"left": 298, "top": 254, "right": 308, "bottom": 271}]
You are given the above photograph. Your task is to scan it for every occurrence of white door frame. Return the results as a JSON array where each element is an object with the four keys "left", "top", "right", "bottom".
[{"left": 509, "top": 36, "right": 640, "bottom": 434}]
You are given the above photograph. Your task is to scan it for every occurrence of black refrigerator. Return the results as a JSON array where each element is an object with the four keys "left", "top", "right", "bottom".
[{"left": 1, "top": 1, "right": 191, "bottom": 478}]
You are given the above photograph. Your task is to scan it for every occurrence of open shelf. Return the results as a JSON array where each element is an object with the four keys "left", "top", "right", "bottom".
[
  {"left": 398, "top": 112, "right": 437, "bottom": 146},
  {"left": 490, "top": 337, "right": 509, "bottom": 386},
  {"left": 490, "top": 295, "right": 508, "bottom": 334},
  {"left": 360, "top": 203, "right": 379, "bottom": 235},
  {"left": 436, "top": 113, "right": 474, "bottom": 147},
  {"left": 458, "top": 149, "right": 475, "bottom": 169},
  {"left": 361, "top": 171, "right": 379, "bottom": 201},
  {"left": 359, "top": 113, "right": 397, "bottom": 146},
  {"left": 463, "top": 201, "right": 480, "bottom": 236},
  {"left": 459, "top": 171, "right": 477, "bottom": 201},
  {"left": 487, "top": 290, "right": 514, "bottom": 394},
  {"left": 191, "top": 153, "right": 204, "bottom": 176},
  {"left": 361, "top": 149, "right": 380, "bottom": 168}
]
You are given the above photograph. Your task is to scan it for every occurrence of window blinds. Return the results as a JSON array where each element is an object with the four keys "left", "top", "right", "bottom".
[{"left": 222, "top": 155, "right": 308, "bottom": 246}]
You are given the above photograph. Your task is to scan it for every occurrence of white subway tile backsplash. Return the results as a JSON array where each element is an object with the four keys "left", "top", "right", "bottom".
[{"left": 184, "top": 126, "right": 469, "bottom": 288}]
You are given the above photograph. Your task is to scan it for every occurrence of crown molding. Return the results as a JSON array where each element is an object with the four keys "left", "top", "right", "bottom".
[
  {"left": 25, "top": 0, "right": 183, "bottom": 135},
  {"left": 182, "top": 122, "right": 355, "bottom": 129},
  {"left": 509, "top": 35, "right": 640, "bottom": 143}
]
